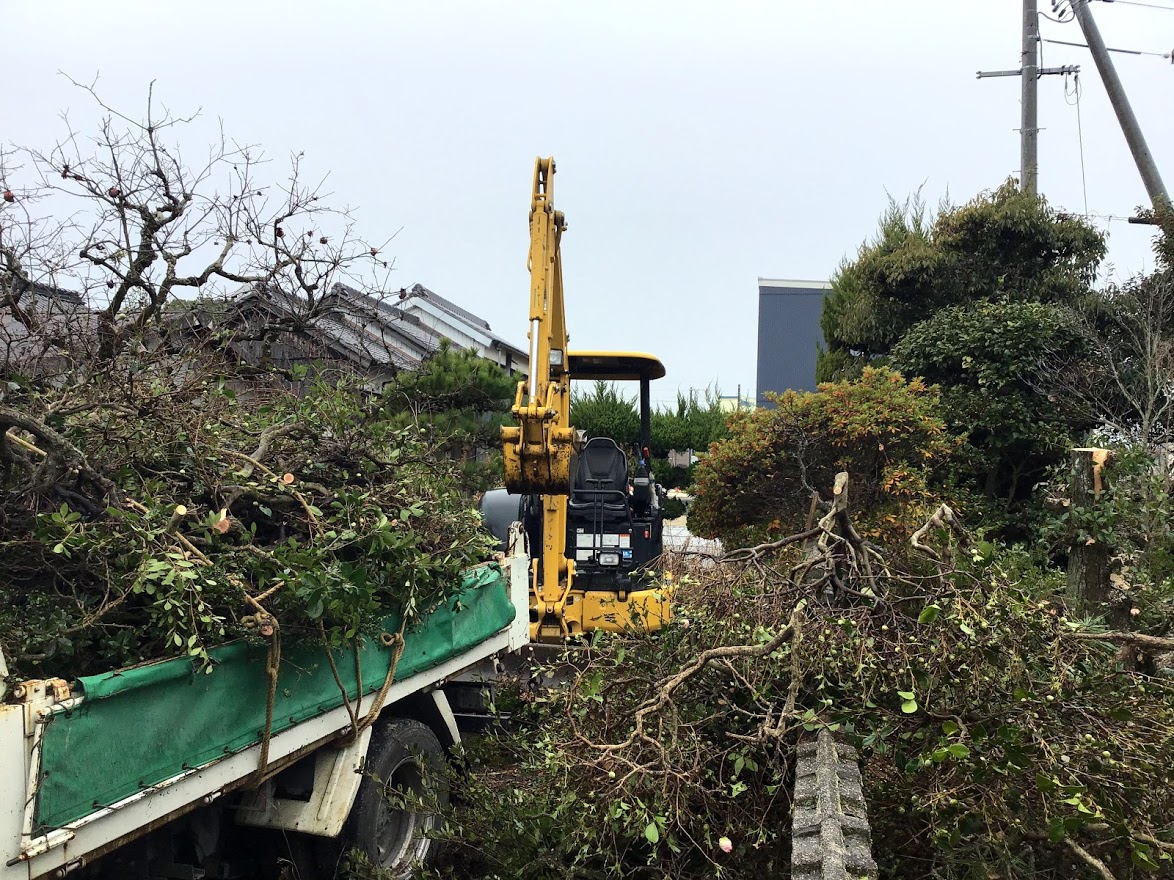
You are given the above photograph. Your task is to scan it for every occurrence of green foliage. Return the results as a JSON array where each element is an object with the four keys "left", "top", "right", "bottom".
[
  {"left": 650, "top": 456, "right": 692, "bottom": 491},
  {"left": 689, "top": 367, "right": 957, "bottom": 548},
  {"left": 0, "top": 356, "right": 495, "bottom": 682},
  {"left": 341, "top": 849, "right": 396, "bottom": 879},
  {"left": 570, "top": 383, "right": 729, "bottom": 490},
  {"left": 850, "top": 549, "right": 1174, "bottom": 880},
  {"left": 891, "top": 300, "right": 1092, "bottom": 512},
  {"left": 434, "top": 537, "right": 1174, "bottom": 880},
  {"left": 819, "top": 182, "right": 1105, "bottom": 383},
  {"left": 570, "top": 381, "right": 641, "bottom": 447},
  {"left": 661, "top": 495, "right": 687, "bottom": 520},
  {"left": 380, "top": 341, "right": 515, "bottom": 491},
  {"left": 819, "top": 192, "right": 939, "bottom": 368},
  {"left": 649, "top": 389, "right": 730, "bottom": 456}
]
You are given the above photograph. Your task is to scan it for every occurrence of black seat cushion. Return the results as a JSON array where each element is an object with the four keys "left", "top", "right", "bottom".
[{"left": 569, "top": 438, "right": 629, "bottom": 516}]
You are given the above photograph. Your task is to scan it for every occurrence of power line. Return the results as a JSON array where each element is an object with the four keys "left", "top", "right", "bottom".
[
  {"left": 1096, "top": 0, "right": 1174, "bottom": 12},
  {"left": 1044, "top": 36, "right": 1173, "bottom": 58},
  {"left": 1065, "top": 72, "right": 1091, "bottom": 214},
  {"left": 1084, "top": 212, "right": 1141, "bottom": 221}
]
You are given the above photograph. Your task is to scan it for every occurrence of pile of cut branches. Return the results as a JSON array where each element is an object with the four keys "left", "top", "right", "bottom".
[
  {"left": 432, "top": 474, "right": 1174, "bottom": 880},
  {"left": 0, "top": 349, "right": 494, "bottom": 683}
]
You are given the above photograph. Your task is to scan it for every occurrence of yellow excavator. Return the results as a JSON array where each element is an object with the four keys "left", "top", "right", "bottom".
[{"left": 480, "top": 157, "right": 672, "bottom": 641}]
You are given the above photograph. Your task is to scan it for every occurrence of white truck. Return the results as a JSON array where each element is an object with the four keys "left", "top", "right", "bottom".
[{"left": 0, "top": 527, "right": 530, "bottom": 879}]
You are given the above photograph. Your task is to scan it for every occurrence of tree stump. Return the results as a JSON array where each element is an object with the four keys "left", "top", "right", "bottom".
[{"left": 1067, "top": 447, "right": 1113, "bottom": 614}]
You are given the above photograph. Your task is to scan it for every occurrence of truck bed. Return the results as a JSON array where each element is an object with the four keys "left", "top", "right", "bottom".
[{"left": 1, "top": 551, "right": 530, "bottom": 879}]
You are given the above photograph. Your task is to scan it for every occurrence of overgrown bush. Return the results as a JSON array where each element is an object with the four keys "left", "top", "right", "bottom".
[
  {"left": 890, "top": 300, "right": 1092, "bottom": 518},
  {"left": 818, "top": 183, "right": 1105, "bottom": 383},
  {"left": 688, "top": 367, "right": 958, "bottom": 549}
]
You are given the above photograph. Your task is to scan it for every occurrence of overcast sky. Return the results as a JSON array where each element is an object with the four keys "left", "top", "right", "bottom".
[{"left": 5, "top": 1, "right": 1172, "bottom": 403}]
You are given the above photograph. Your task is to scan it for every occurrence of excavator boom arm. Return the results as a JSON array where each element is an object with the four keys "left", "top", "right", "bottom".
[
  {"left": 501, "top": 158, "right": 579, "bottom": 496},
  {"left": 524, "top": 158, "right": 566, "bottom": 412}
]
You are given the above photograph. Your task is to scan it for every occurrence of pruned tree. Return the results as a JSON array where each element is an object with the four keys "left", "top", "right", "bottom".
[
  {"left": 1, "top": 77, "right": 394, "bottom": 370},
  {"left": 1045, "top": 272, "right": 1174, "bottom": 457},
  {"left": 0, "top": 82, "right": 508, "bottom": 682},
  {"left": 817, "top": 181, "right": 1105, "bottom": 384}
]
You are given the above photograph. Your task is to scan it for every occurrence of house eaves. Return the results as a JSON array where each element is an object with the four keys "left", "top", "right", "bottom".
[
  {"left": 399, "top": 287, "right": 527, "bottom": 362},
  {"left": 403, "top": 283, "right": 491, "bottom": 331},
  {"left": 402, "top": 297, "right": 492, "bottom": 348}
]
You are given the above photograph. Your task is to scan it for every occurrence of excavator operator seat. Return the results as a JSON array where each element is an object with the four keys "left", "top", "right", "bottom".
[
  {"left": 569, "top": 437, "right": 630, "bottom": 520},
  {"left": 563, "top": 438, "right": 638, "bottom": 581}
]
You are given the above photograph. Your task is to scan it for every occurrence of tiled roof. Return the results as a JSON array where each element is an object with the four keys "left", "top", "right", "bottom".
[
  {"left": 168, "top": 281, "right": 522, "bottom": 374},
  {"left": 402, "top": 283, "right": 491, "bottom": 331},
  {"left": 398, "top": 284, "right": 526, "bottom": 358},
  {"left": 226, "top": 285, "right": 438, "bottom": 370}
]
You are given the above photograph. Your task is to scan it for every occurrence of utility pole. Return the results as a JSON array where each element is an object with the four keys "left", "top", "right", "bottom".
[
  {"left": 1021, "top": 0, "right": 1039, "bottom": 193},
  {"left": 1069, "top": 0, "right": 1171, "bottom": 212},
  {"left": 978, "top": 4, "right": 1079, "bottom": 193}
]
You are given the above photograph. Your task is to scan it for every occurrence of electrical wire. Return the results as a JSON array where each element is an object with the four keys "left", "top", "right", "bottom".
[
  {"left": 1096, "top": 0, "right": 1174, "bottom": 11},
  {"left": 1044, "top": 36, "right": 1172, "bottom": 58},
  {"left": 1064, "top": 73, "right": 1091, "bottom": 215}
]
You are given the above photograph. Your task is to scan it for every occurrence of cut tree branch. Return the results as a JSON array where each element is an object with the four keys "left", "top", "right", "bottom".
[{"left": 1066, "top": 631, "right": 1174, "bottom": 651}]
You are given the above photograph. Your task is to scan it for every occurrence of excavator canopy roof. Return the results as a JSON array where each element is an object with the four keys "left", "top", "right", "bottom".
[{"left": 568, "top": 351, "right": 666, "bottom": 382}]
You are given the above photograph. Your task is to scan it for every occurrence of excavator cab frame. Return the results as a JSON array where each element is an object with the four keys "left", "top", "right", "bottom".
[{"left": 565, "top": 352, "right": 667, "bottom": 602}]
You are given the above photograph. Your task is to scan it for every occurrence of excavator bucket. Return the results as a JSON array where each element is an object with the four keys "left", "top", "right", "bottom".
[{"left": 500, "top": 423, "right": 578, "bottom": 495}]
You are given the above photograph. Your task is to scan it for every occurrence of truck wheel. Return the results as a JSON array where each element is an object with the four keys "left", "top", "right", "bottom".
[{"left": 344, "top": 718, "right": 448, "bottom": 876}]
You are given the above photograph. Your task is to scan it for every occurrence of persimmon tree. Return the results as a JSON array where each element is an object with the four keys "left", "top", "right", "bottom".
[{"left": 1, "top": 78, "right": 393, "bottom": 364}]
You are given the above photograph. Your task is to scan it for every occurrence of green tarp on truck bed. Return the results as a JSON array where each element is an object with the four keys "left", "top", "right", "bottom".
[{"left": 34, "top": 564, "right": 514, "bottom": 831}]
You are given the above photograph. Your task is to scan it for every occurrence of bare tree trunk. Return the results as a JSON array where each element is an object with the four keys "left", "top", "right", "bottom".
[
  {"left": 801, "top": 473, "right": 852, "bottom": 602},
  {"left": 1067, "top": 448, "right": 1113, "bottom": 614}
]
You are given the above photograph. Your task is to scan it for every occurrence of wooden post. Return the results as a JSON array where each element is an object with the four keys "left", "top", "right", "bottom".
[{"left": 1067, "top": 448, "right": 1113, "bottom": 613}]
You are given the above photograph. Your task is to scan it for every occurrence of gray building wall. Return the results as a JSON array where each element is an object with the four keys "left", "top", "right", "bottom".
[{"left": 756, "top": 279, "right": 830, "bottom": 406}]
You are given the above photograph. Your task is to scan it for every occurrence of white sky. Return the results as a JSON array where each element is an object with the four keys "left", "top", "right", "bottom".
[{"left": 5, "top": 0, "right": 1172, "bottom": 403}]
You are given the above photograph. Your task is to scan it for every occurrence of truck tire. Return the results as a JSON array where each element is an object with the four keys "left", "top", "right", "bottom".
[
  {"left": 791, "top": 728, "right": 877, "bottom": 880},
  {"left": 343, "top": 718, "right": 449, "bottom": 876}
]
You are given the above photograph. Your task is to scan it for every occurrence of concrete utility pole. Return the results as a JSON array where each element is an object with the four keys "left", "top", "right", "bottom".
[
  {"left": 977, "top": 3, "right": 1078, "bottom": 193},
  {"left": 1021, "top": 0, "right": 1040, "bottom": 194},
  {"left": 1070, "top": 0, "right": 1171, "bottom": 210}
]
